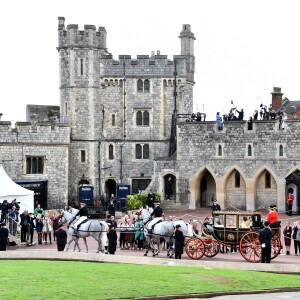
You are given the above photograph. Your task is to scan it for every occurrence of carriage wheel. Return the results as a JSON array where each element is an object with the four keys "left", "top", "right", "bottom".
[
  {"left": 271, "top": 237, "right": 281, "bottom": 260},
  {"left": 202, "top": 237, "right": 220, "bottom": 257},
  {"left": 185, "top": 238, "right": 205, "bottom": 260},
  {"left": 239, "top": 232, "right": 261, "bottom": 263}
]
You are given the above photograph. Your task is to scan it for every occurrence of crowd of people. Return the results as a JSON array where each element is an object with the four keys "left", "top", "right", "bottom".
[
  {"left": 216, "top": 104, "right": 288, "bottom": 131},
  {"left": 1, "top": 196, "right": 300, "bottom": 264},
  {"left": 0, "top": 201, "right": 67, "bottom": 251}
]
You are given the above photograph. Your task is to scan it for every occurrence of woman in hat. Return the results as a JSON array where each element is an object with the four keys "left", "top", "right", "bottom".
[
  {"left": 54, "top": 223, "right": 67, "bottom": 251},
  {"left": 174, "top": 224, "right": 185, "bottom": 259}
]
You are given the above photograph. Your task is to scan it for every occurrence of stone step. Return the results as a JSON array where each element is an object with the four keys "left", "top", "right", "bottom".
[{"left": 161, "top": 201, "right": 188, "bottom": 210}]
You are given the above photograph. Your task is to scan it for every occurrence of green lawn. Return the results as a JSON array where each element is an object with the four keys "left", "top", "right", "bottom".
[{"left": 0, "top": 260, "right": 299, "bottom": 299}]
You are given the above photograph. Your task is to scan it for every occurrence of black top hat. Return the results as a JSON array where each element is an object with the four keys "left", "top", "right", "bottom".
[{"left": 175, "top": 224, "right": 181, "bottom": 228}]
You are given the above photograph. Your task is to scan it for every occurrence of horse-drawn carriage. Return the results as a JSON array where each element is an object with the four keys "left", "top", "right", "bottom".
[{"left": 185, "top": 211, "right": 281, "bottom": 262}]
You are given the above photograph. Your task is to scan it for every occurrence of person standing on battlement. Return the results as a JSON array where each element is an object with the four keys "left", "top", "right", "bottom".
[
  {"left": 216, "top": 112, "right": 222, "bottom": 130},
  {"left": 236, "top": 108, "right": 244, "bottom": 120}
]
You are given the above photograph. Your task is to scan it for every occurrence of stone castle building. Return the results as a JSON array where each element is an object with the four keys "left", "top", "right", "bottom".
[{"left": 0, "top": 17, "right": 299, "bottom": 214}]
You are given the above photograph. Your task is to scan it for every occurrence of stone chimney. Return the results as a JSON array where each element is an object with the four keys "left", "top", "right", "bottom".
[{"left": 271, "top": 87, "right": 283, "bottom": 111}]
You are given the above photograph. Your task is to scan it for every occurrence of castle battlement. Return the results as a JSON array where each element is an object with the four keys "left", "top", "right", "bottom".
[
  {"left": 0, "top": 121, "right": 70, "bottom": 144},
  {"left": 57, "top": 17, "right": 107, "bottom": 51},
  {"left": 99, "top": 53, "right": 188, "bottom": 78},
  {"left": 177, "top": 119, "right": 300, "bottom": 161}
]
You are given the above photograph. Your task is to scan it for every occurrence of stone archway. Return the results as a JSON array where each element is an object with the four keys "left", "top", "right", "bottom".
[{"left": 199, "top": 171, "right": 216, "bottom": 208}]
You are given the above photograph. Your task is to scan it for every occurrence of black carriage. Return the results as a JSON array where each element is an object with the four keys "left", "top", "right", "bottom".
[{"left": 185, "top": 211, "right": 281, "bottom": 262}]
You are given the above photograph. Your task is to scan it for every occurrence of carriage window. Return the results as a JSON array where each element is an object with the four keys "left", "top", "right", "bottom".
[
  {"left": 214, "top": 215, "right": 224, "bottom": 227},
  {"left": 239, "top": 216, "right": 252, "bottom": 228},
  {"left": 226, "top": 215, "right": 236, "bottom": 228}
]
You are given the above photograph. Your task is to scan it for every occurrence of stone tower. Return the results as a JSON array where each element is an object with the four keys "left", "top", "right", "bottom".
[
  {"left": 57, "top": 17, "right": 108, "bottom": 200},
  {"left": 58, "top": 17, "right": 196, "bottom": 202}
]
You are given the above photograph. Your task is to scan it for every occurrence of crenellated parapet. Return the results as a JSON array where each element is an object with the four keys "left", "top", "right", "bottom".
[
  {"left": 57, "top": 17, "right": 107, "bottom": 51},
  {"left": 0, "top": 121, "right": 70, "bottom": 144},
  {"left": 99, "top": 54, "right": 190, "bottom": 79},
  {"left": 177, "top": 119, "right": 300, "bottom": 163}
]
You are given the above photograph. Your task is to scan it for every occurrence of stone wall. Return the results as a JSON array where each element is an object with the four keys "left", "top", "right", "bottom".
[
  {"left": 155, "top": 119, "right": 300, "bottom": 211},
  {"left": 0, "top": 122, "right": 70, "bottom": 209}
]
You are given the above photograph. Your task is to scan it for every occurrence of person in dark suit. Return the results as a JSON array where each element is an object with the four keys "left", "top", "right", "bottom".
[
  {"left": 54, "top": 223, "right": 67, "bottom": 251},
  {"left": 108, "top": 199, "right": 116, "bottom": 217},
  {"left": 165, "top": 177, "right": 173, "bottom": 200},
  {"left": 259, "top": 221, "right": 273, "bottom": 263},
  {"left": 20, "top": 210, "right": 30, "bottom": 243},
  {"left": 174, "top": 224, "right": 185, "bottom": 259},
  {"left": 151, "top": 202, "right": 163, "bottom": 218},
  {"left": 147, "top": 190, "right": 155, "bottom": 208},
  {"left": 107, "top": 224, "right": 117, "bottom": 254},
  {"left": 211, "top": 200, "right": 221, "bottom": 211},
  {"left": 0, "top": 222, "right": 9, "bottom": 251}
]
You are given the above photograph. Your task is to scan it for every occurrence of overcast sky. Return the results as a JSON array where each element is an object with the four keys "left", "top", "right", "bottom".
[{"left": 1, "top": 0, "right": 300, "bottom": 125}]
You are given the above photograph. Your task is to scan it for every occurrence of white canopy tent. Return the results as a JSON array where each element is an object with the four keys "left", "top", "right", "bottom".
[{"left": 0, "top": 165, "right": 34, "bottom": 213}]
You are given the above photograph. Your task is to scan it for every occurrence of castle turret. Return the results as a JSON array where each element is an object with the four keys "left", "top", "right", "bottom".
[
  {"left": 271, "top": 87, "right": 283, "bottom": 111},
  {"left": 179, "top": 24, "right": 195, "bottom": 56}
]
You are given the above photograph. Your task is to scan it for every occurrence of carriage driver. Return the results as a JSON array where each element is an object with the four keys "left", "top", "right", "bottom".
[
  {"left": 147, "top": 202, "right": 163, "bottom": 234},
  {"left": 73, "top": 202, "right": 89, "bottom": 235}
]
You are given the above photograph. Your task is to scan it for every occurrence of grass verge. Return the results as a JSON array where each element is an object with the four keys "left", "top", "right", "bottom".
[{"left": 0, "top": 260, "right": 299, "bottom": 299}]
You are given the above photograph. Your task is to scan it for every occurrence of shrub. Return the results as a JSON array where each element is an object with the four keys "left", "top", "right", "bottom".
[{"left": 126, "top": 193, "right": 161, "bottom": 210}]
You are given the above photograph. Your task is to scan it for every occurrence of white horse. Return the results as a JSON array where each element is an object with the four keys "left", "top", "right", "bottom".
[
  {"left": 61, "top": 208, "right": 108, "bottom": 253},
  {"left": 139, "top": 207, "right": 193, "bottom": 257}
]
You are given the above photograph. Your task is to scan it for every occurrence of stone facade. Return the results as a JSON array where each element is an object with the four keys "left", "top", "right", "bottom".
[
  {"left": 2, "top": 18, "right": 299, "bottom": 214},
  {"left": 0, "top": 121, "right": 70, "bottom": 209},
  {"left": 155, "top": 119, "right": 300, "bottom": 213},
  {"left": 57, "top": 17, "right": 195, "bottom": 201}
]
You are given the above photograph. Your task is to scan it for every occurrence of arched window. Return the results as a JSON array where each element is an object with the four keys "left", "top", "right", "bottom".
[
  {"left": 136, "top": 111, "right": 143, "bottom": 125},
  {"left": 143, "top": 111, "right": 149, "bottom": 126},
  {"left": 265, "top": 171, "right": 271, "bottom": 188},
  {"left": 137, "top": 79, "right": 143, "bottom": 92},
  {"left": 109, "top": 144, "right": 114, "bottom": 160},
  {"left": 248, "top": 145, "right": 252, "bottom": 156},
  {"left": 279, "top": 145, "right": 284, "bottom": 157},
  {"left": 144, "top": 79, "right": 150, "bottom": 92},
  {"left": 235, "top": 171, "right": 241, "bottom": 188},
  {"left": 218, "top": 145, "right": 222, "bottom": 156}
]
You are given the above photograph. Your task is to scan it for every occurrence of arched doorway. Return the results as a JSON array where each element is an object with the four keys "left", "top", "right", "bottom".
[
  {"left": 164, "top": 174, "right": 176, "bottom": 201},
  {"left": 200, "top": 171, "right": 216, "bottom": 208},
  {"left": 105, "top": 179, "right": 116, "bottom": 199}
]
